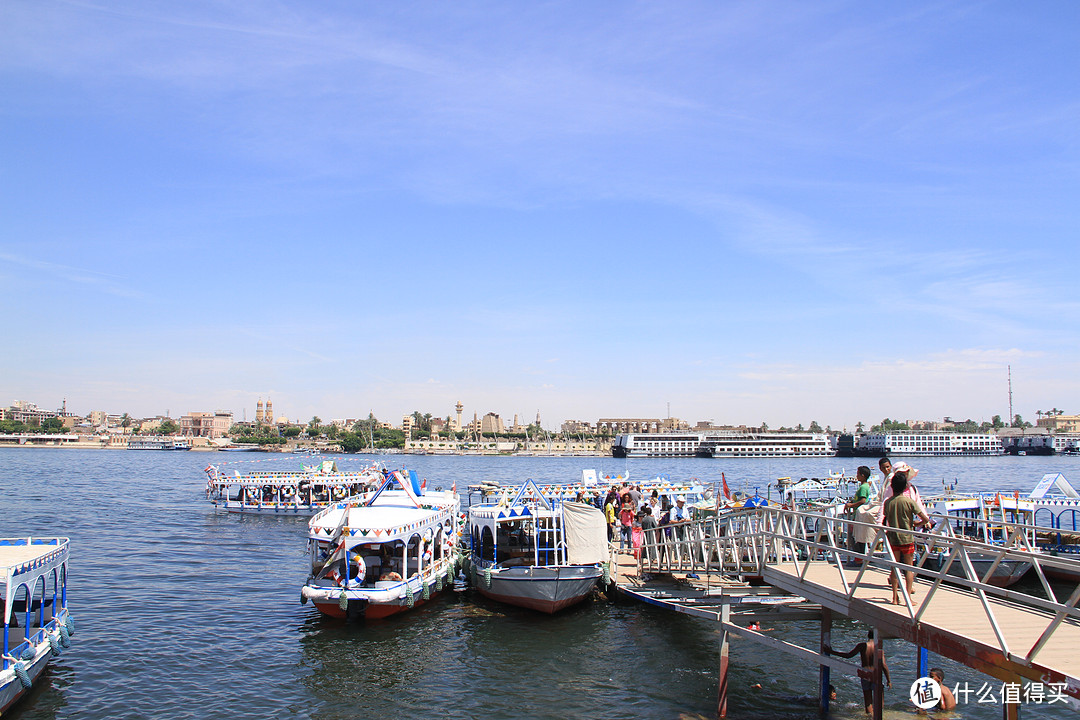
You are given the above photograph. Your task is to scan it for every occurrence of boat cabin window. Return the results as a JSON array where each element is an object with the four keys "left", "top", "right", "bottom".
[
  {"left": 479, "top": 526, "right": 495, "bottom": 562},
  {"left": 495, "top": 521, "right": 535, "bottom": 564}
]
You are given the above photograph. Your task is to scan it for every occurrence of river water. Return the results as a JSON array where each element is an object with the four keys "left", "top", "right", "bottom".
[{"left": 3, "top": 449, "right": 1079, "bottom": 719}]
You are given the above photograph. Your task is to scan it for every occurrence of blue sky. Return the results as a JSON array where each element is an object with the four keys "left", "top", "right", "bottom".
[{"left": 2, "top": 1, "right": 1078, "bottom": 430}]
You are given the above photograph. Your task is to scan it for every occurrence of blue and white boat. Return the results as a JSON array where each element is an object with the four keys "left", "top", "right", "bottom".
[
  {"left": 205, "top": 459, "right": 384, "bottom": 514},
  {"left": 302, "top": 469, "right": 460, "bottom": 620},
  {"left": 1, "top": 537, "right": 73, "bottom": 715}
]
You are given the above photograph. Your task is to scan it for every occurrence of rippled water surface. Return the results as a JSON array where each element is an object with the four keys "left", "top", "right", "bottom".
[{"left": 3, "top": 450, "right": 1079, "bottom": 719}]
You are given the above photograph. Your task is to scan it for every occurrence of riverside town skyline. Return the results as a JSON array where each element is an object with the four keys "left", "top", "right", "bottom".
[{"left": 3, "top": 397, "right": 1076, "bottom": 440}]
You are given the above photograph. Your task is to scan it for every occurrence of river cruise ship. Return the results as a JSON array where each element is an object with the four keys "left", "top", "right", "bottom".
[
  {"left": 611, "top": 432, "right": 831, "bottom": 459},
  {"left": 855, "top": 432, "right": 1003, "bottom": 456}
]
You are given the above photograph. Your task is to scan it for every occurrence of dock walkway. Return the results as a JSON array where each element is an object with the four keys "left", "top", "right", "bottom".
[{"left": 612, "top": 505, "right": 1080, "bottom": 719}]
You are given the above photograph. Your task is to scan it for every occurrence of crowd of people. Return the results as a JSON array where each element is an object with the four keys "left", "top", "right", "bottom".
[{"left": 568, "top": 481, "right": 697, "bottom": 556}]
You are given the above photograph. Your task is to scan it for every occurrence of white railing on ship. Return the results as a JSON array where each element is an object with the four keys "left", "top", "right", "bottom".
[{"left": 636, "top": 507, "right": 1080, "bottom": 666}]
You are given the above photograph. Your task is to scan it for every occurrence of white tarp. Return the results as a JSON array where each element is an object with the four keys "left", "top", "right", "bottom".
[{"left": 562, "top": 501, "right": 608, "bottom": 565}]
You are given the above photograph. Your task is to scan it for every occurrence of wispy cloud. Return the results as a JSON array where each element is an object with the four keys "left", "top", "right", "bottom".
[{"left": 0, "top": 251, "right": 145, "bottom": 299}]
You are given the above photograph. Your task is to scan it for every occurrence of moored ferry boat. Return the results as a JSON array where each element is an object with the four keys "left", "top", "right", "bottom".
[
  {"left": 205, "top": 459, "right": 383, "bottom": 514},
  {"left": 128, "top": 436, "right": 191, "bottom": 450},
  {"left": 467, "top": 479, "right": 607, "bottom": 613},
  {"left": 301, "top": 469, "right": 459, "bottom": 620},
  {"left": 469, "top": 471, "right": 709, "bottom": 509},
  {"left": 611, "top": 432, "right": 831, "bottom": 458},
  {"left": 1, "top": 537, "right": 74, "bottom": 716},
  {"left": 922, "top": 493, "right": 1034, "bottom": 587}
]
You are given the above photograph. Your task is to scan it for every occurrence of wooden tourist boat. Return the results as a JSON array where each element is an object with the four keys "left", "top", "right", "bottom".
[
  {"left": 1, "top": 537, "right": 73, "bottom": 715},
  {"left": 467, "top": 479, "right": 608, "bottom": 613},
  {"left": 205, "top": 459, "right": 384, "bottom": 514},
  {"left": 301, "top": 469, "right": 459, "bottom": 620}
]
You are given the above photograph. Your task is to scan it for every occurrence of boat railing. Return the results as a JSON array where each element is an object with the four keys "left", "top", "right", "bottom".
[{"left": 636, "top": 506, "right": 1080, "bottom": 665}]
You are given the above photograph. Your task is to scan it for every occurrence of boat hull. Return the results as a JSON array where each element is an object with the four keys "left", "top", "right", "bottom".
[
  {"left": 472, "top": 564, "right": 602, "bottom": 614},
  {"left": 302, "top": 569, "right": 454, "bottom": 621},
  {"left": 0, "top": 636, "right": 56, "bottom": 715},
  {"left": 930, "top": 554, "right": 1031, "bottom": 587},
  {"left": 310, "top": 592, "right": 445, "bottom": 620}
]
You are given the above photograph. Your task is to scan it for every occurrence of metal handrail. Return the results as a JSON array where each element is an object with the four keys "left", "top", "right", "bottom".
[{"left": 637, "top": 506, "right": 1080, "bottom": 666}]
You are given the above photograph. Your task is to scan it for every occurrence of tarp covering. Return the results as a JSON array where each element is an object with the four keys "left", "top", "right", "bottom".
[
  {"left": 562, "top": 501, "right": 607, "bottom": 565},
  {"left": 854, "top": 504, "right": 880, "bottom": 545}
]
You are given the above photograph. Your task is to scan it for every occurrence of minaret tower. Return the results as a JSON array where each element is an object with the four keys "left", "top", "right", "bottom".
[
  {"left": 266, "top": 397, "right": 273, "bottom": 424},
  {"left": 256, "top": 398, "right": 265, "bottom": 424},
  {"left": 455, "top": 401, "right": 464, "bottom": 432}
]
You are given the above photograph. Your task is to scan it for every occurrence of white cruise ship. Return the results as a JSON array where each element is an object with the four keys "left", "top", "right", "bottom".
[
  {"left": 855, "top": 432, "right": 1003, "bottom": 456},
  {"left": 1052, "top": 434, "right": 1080, "bottom": 455},
  {"left": 611, "top": 432, "right": 832, "bottom": 458}
]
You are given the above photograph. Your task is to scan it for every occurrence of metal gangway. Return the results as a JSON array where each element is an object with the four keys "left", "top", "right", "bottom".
[{"left": 636, "top": 506, "right": 1080, "bottom": 717}]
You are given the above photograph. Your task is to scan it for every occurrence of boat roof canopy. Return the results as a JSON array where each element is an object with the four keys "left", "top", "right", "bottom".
[{"left": 1029, "top": 473, "right": 1079, "bottom": 499}]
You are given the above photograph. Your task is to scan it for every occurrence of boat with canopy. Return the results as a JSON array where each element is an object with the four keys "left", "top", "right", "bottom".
[
  {"left": 468, "top": 479, "right": 608, "bottom": 613},
  {"left": 301, "top": 469, "right": 459, "bottom": 620},
  {"left": 1, "top": 537, "right": 73, "bottom": 715},
  {"left": 205, "top": 459, "right": 384, "bottom": 514}
]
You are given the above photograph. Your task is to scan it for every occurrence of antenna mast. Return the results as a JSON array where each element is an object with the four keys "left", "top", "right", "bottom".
[{"left": 1008, "top": 365, "right": 1014, "bottom": 424}]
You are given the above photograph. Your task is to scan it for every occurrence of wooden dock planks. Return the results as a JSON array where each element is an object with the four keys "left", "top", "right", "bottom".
[{"left": 763, "top": 561, "right": 1080, "bottom": 696}]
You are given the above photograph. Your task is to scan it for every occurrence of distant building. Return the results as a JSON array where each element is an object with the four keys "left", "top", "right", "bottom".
[
  {"left": 180, "top": 411, "right": 234, "bottom": 439},
  {"left": 3, "top": 401, "right": 59, "bottom": 426},
  {"left": 561, "top": 420, "right": 595, "bottom": 434},
  {"left": 480, "top": 413, "right": 505, "bottom": 434},
  {"left": 597, "top": 417, "right": 689, "bottom": 434},
  {"left": 402, "top": 415, "right": 414, "bottom": 436},
  {"left": 1038, "top": 413, "right": 1080, "bottom": 433}
]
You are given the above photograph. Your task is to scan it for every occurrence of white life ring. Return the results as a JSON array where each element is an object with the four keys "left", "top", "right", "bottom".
[
  {"left": 332, "top": 486, "right": 347, "bottom": 500},
  {"left": 281, "top": 485, "right": 296, "bottom": 499}
]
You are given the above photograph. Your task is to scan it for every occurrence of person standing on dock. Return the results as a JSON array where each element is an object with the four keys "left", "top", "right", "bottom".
[
  {"left": 883, "top": 471, "right": 931, "bottom": 605},
  {"left": 844, "top": 466, "right": 874, "bottom": 558},
  {"left": 639, "top": 506, "right": 658, "bottom": 562},
  {"left": 604, "top": 488, "right": 619, "bottom": 542},
  {"left": 825, "top": 630, "right": 891, "bottom": 714},
  {"left": 619, "top": 494, "right": 635, "bottom": 549},
  {"left": 875, "top": 460, "right": 928, "bottom": 525}
]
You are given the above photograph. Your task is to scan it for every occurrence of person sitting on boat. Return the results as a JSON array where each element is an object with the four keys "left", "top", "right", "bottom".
[{"left": 380, "top": 571, "right": 403, "bottom": 582}]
